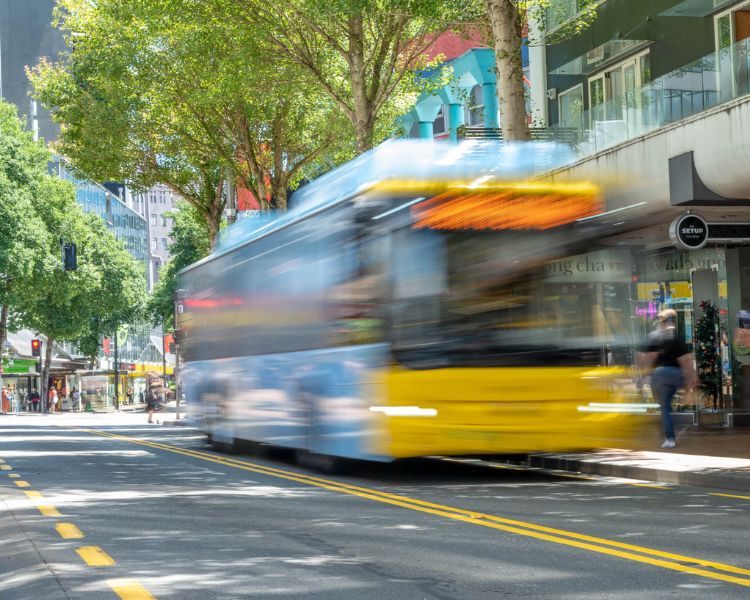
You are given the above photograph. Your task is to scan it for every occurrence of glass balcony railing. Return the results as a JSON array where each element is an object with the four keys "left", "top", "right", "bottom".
[{"left": 546, "top": 37, "right": 750, "bottom": 162}]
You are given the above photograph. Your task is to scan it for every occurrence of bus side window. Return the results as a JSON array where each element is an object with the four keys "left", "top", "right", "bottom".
[{"left": 326, "top": 234, "right": 388, "bottom": 346}]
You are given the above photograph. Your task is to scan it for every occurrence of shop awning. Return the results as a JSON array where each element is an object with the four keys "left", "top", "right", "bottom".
[{"left": 549, "top": 38, "right": 652, "bottom": 76}]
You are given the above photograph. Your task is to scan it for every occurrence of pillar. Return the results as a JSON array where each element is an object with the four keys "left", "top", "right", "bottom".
[
  {"left": 448, "top": 103, "right": 463, "bottom": 144},
  {"left": 482, "top": 82, "right": 499, "bottom": 130},
  {"left": 417, "top": 121, "right": 434, "bottom": 139}
]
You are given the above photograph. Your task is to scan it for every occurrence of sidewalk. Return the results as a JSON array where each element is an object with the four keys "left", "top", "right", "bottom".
[{"left": 517, "top": 426, "right": 750, "bottom": 494}]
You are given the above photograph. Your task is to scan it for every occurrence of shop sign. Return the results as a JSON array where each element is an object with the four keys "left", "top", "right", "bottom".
[{"left": 669, "top": 214, "right": 708, "bottom": 250}]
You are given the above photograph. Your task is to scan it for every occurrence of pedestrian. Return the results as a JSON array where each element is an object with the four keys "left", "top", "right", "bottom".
[
  {"left": 127, "top": 387, "right": 134, "bottom": 404},
  {"left": 71, "top": 387, "right": 80, "bottom": 411},
  {"left": 139, "top": 389, "right": 144, "bottom": 404},
  {"left": 638, "top": 309, "right": 698, "bottom": 448},
  {"left": 1, "top": 387, "right": 10, "bottom": 414},
  {"left": 145, "top": 385, "right": 158, "bottom": 424},
  {"left": 30, "top": 388, "right": 40, "bottom": 412},
  {"left": 48, "top": 387, "right": 57, "bottom": 413}
]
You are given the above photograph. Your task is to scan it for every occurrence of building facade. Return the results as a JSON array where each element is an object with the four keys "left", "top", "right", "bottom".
[
  {"left": 133, "top": 184, "right": 175, "bottom": 292},
  {"left": 527, "top": 0, "right": 750, "bottom": 426}
]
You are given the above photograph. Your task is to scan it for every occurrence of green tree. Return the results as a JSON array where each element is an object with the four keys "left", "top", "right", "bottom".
[
  {"left": 187, "top": 0, "right": 482, "bottom": 154},
  {"left": 30, "top": 0, "right": 351, "bottom": 246},
  {"left": 482, "top": 0, "right": 597, "bottom": 141},
  {"left": 13, "top": 174, "right": 147, "bottom": 407},
  {"left": 148, "top": 201, "right": 211, "bottom": 330},
  {"left": 694, "top": 300, "right": 720, "bottom": 410},
  {"left": 0, "top": 100, "right": 53, "bottom": 394}
]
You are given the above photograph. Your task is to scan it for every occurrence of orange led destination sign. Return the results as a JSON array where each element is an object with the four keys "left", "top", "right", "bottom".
[{"left": 410, "top": 189, "right": 603, "bottom": 231}]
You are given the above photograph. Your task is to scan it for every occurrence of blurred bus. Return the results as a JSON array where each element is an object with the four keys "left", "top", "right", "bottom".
[{"left": 179, "top": 141, "right": 644, "bottom": 466}]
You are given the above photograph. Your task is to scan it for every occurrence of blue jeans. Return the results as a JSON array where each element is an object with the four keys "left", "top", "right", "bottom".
[{"left": 651, "top": 367, "right": 683, "bottom": 441}]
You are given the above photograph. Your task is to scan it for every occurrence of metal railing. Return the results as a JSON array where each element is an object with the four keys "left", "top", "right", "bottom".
[{"left": 546, "top": 37, "right": 750, "bottom": 162}]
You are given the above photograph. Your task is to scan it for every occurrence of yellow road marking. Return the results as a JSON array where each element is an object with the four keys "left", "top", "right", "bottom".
[
  {"left": 77, "top": 546, "right": 116, "bottom": 566},
  {"left": 556, "top": 474, "right": 597, "bottom": 480},
  {"left": 14, "top": 480, "right": 30, "bottom": 488},
  {"left": 0, "top": 465, "right": 11, "bottom": 470},
  {"left": 624, "top": 483, "right": 672, "bottom": 489},
  {"left": 38, "top": 506, "right": 61, "bottom": 516},
  {"left": 56, "top": 523, "right": 84, "bottom": 539},
  {"left": 108, "top": 580, "right": 157, "bottom": 600},
  {"left": 0, "top": 458, "right": 5, "bottom": 463},
  {"left": 708, "top": 493, "right": 750, "bottom": 501},
  {"left": 24, "top": 491, "right": 43, "bottom": 499},
  {"left": 8, "top": 473, "right": 20, "bottom": 478},
  {"left": 69, "top": 426, "right": 750, "bottom": 588}
]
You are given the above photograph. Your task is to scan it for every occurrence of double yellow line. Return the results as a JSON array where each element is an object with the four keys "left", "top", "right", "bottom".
[{"left": 70, "top": 427, "right": 750, "bottom": 588}]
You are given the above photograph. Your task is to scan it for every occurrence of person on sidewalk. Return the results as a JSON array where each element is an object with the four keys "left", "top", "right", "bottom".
[
  {"left": 48, "top": 388, "right": 57, "bottom": 413},
  {"left": 638, "top": 309, "right": 698, "bottom": 449},
  {"left": 1, "top": 386, "right": 10, "bottom": 414},
  {"left": 145, "top": 385, "right": 158, "bottom": 423},
  {"left": 30, "top": 388, "right": 40, "bottom": 412},
  {"left": 71, "top": 387, "right": 80, "bottom": 411}
]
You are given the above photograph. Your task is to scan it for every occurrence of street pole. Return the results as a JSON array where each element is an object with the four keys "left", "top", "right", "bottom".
[
  {"left": 174, "top": 344, "right": 180, "bottom": 421},
  {"left": 162, "top": 318, "right": 167, "bottom": 405},
  {"left": 113, "top": 331, "right": 119, "bottom": 410}
]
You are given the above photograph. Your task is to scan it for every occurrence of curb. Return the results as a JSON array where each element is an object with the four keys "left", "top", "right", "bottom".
[
  {"left": 161, "top": 419, "right": 191, "bottom": 427},
  {"left": 522, "top": 453, "right": 750, "bottom": 494}
]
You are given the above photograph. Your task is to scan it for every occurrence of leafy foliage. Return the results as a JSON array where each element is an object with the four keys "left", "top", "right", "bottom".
[{"left": 694, "top": 300, "right": 720, "bottom": 408}]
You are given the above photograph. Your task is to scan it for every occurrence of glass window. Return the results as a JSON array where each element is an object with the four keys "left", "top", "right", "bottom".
[
  {"left": 718, "top": 13, "right": 732, "bottom": 49},
  {"left": 464, "top": 85, "right": 484, "bottom": 126},
  {"left": 640, "top": 53, "right": 651, "bottom": 85},
  {"left": 558, "top": 85, "right": 583, "bottom": 126},
  {"left": 161, "top": 215, "right": 167, "bottom": 227},
  {"left": 151, "top": 238, "right": 157, "bottom": 251},
  {"left": 433, "top": 105, "right": 446, "bottom": 135},
  {"left": 150, "top": 214, "right": 157, "bottom": 226},
  {"left": 161, "top": 238, "right": 167, "bottom": 250}
]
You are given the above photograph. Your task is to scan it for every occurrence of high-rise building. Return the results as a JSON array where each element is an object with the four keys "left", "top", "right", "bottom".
[{"left": 133, "top": 185, "right": 175, "bottom": 292}]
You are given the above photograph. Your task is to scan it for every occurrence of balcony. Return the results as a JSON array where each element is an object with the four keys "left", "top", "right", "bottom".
[{"left": 548, "top": 37, "right": 750, "bottom": 161}]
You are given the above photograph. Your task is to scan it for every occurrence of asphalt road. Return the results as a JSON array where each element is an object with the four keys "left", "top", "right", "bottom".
[{"left": 2, "top": 413, "right": 750, "bottom": 599}]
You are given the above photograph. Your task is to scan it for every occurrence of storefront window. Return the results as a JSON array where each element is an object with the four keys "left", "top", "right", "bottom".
[{"left": 635, "top": 245, "right": 731, "bottom": 421}]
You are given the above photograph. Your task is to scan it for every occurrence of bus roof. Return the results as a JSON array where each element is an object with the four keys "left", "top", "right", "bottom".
[{"left": 181, "top": 140, "right": 578, "bottom": 274}]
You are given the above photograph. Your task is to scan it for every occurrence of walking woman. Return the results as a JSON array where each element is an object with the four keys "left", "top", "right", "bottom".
[{"left": 146, "top": 384, "right": 158, "bottom": 423}]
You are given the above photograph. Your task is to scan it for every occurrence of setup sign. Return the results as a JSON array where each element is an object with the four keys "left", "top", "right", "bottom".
[{"left": 670, "top": 214, "right": 708, "bottom": 250}]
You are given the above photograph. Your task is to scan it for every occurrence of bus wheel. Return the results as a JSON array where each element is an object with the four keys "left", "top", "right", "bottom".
[
  {"left": 212, "top": 437, "right": 238, "bottom": 454},
  {"left": 296, "top": 450, "right": 345, "bottom": 474}
]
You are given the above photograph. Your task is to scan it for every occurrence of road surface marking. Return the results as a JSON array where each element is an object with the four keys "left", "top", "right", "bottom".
[
  {"left": 708, "top": 493, "right": 750, "bottom": 501},
  {"left": 56, "top": 523, "right": 84, "bottom": 539},
  {"left": 624, "top": 483, "right": 671, "bottom": 489},
  {"left": 8, "top": 473, "right": 20, "bottom": 478},
  {"left": 14, "top": 480, "right": 30, "bottom": 488},
  {"left": 556, "top": 474, "right": 597, "bottom": 480},
  {"left": 71, "top": 426, "right": 750, "bottom": 588},
  {"left": 38, "top": 506, "right": 62, "bottom": 516},
  {"left": 0, "top": 465, "right": 11, "bottom": 470},
  {"left": 24, "top": 491, "right": 43, "bottom": 499},
  {"left": 0, "top": 458, "right": 5, "bottom": 463},
  {"left": 77, "top": 546, "right": 116, "bottom": 566},
  {"left": 108, "top": 580, "right": 157, "bottom": 600}
]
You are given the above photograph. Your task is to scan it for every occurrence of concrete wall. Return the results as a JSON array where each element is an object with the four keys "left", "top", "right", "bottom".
[{"left": 549, "top": 94, "right": 750, "bottom": 210}]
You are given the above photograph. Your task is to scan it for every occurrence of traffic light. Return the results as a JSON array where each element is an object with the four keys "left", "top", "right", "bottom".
[
  {"left": 34, "top": 362, "right": 41, "bottom": 373},
  {"left": 63, "top": 243, "right": 77, "bottom": 271},
  {"left": 31, "top": 339, "right": 41, "bottom": 357}
]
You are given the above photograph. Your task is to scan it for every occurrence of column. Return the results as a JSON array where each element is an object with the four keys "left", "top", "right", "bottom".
[
  {"left": 418, "top": 121, "right": 434, "bottom": 139},
  {"left": 482, "top": 82, "right": 499, "bottom": 130},
  {"left": 448, "top": 103, "right": 463, "bottom": 144}
]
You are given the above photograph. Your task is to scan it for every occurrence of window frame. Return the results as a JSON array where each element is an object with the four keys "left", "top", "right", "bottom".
[
  {"left": 557, "top": 83, "right": 584, "bottom": 125},
  {"left": 587, "top": 48, "right": 650, "bottom": 107}
]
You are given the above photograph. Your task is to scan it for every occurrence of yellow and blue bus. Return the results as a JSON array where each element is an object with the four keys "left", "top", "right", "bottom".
[{"left": 179, "top": 141, "right": 641, "bottom": 466}]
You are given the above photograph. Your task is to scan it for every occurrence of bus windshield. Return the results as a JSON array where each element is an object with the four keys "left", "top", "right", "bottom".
[{"left": 389, "top": 228, "right": 629, "bottom": 368}]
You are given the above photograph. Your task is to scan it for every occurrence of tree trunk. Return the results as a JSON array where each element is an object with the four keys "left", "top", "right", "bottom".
[
  {"left": 349, "top": 13, "right": 375, "bottom": 155},
  {"left": 207, "top": 211, "right": 221, "bottom": 250},
  {"left": 485, "top": 0, "right": 532, "bottom": 142},
  {"left": 42, "top": 336, "right": 53, "bottom": 414},
  {"left": 0, "top": 303, "right": 7, "bottom": 401}
]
